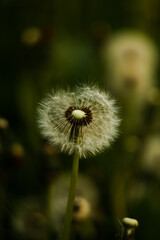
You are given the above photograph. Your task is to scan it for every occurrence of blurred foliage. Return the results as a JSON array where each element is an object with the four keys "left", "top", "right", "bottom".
[{"left": 0, "top": 0, "right": 160, "bottom": 239}]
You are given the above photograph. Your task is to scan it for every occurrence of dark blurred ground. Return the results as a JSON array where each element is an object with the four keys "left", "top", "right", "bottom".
[{"left": 0, "top": 0, "right": 160, "bottom": 240}]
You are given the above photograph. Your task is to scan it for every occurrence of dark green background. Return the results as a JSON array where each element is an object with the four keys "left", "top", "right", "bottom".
[{"left": 0, "top": 0, "right": 160, "bottom": 239}]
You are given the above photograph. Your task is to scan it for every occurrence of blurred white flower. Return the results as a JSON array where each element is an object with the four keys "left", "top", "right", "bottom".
[
  {"left": 47, "top": 174, "right": 99, "bottom": 232},
  {"left": 104, "top": 31, "right": 158, "bottom": 104},
  {"left": 37, "top": 85, "right": 120, "bottom": 158}
]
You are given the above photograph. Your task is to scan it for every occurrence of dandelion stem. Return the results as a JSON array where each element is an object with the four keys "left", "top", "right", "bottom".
[{"left": 60, "top": 151, "right": 80, "bottom": 240}]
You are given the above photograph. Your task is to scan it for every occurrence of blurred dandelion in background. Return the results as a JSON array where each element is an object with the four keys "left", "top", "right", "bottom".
[
  {"left": 47, "top": 173, "right": 99, "bottom": 233},
  {"left": 104, "top": 31, "right": 158, "bottom": 101},
  {"left": 103, "top": 31, "right": 158, "bottom": 133}
]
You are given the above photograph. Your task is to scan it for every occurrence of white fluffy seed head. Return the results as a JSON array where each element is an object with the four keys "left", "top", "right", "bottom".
[
  {"left": 72, "top": 110, "right": 85, "bottom": 119},
  {"left": 104, "top": 31, "right": 158, "bottom": 103},
  {"left": 37, "top": 85, "right": 120, "bottom": 158}
]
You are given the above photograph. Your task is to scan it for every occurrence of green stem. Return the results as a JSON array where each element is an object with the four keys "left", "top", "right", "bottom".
[{"left": 60, "top": 151, "right": 80, "bottom": 240}]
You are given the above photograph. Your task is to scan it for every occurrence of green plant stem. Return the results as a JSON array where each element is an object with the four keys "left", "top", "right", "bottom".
[{"left": 60, "top": 151, "right": 80, "bottom": 240}]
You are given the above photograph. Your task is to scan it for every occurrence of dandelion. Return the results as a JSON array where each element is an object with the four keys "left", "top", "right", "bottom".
[
  {"left": 104, "top": 31, "right": 158, "bottom": 102},
  {"left": 37, "top": 85, "right": 119, "bottom": 240},
  {"left": 122, "top": 217, "right": 139, "bottom": 228},
  {"left": 103, "top": 31, "right": 158, "bottom": 133},
  {"left": 37, "top": 85, "right": 119, "bottom": 158},
  {"left": 48, "top": 173, "right": 98, "bottom": 232},
  {"left": 122, "top": 217, "right": 138, "bottom": 240}
]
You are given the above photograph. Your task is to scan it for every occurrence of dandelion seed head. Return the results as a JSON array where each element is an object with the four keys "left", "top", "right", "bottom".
[
  {"left": 48, "top": 173, "right": 98, "bottom": 231},
  {"left": 104, "top": 31, "right": 158, "bottom": 102},
  {"left": 37, "top": 85, "right": 120, "bottom": 158}
]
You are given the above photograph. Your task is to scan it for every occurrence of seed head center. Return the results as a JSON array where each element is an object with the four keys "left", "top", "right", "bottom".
[{"left": 72, "top": 109, "right": 86, "bottom": 119}]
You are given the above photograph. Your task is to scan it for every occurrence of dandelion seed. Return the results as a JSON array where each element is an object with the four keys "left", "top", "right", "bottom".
[{"left": 37, "top": 85, "right": 120, "bottom": 158}]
